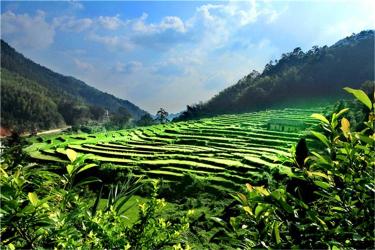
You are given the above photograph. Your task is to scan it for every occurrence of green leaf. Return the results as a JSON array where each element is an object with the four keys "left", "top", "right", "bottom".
[
  {"left": 77, "top": 163, "right": 97, "bottom": 174},
  {"left": 28, "top": 192, "right": 39, "bottom": 206},
  {"left": 314, "top": 181, "right": 331, "bottom": 190},
  {"left": 91, "top": 185, "right": 103, "bottom": 217},
  {"left": 66, "top": 149, "right": 77, "bottom": 162},
  {"left": 255, "top": 204, "right": 266, "bottom": 218},
  {"left": 66, "top": 164, "right": 74, "bottom": 176},
  {"left": 315, "top": 216, "right": 329, "bottom": 231},
  {"left": 311, "top": 113, "right": 330, "bottom": 124},
  {"left": 331, "top": 206, "right": 346, "bottom": 212},
  {"left": 273, "top": 221, "right": 281, "bottom": 244},
  {"left": 311, "top": 131, "right": 330, "bottom": 147},
  {"left": 335, "top": 108, "right": 349, "bottom": 118},
  {"left": 331, "top": 113, "right": 338, "bottom": 129},
  {"left": 114, "top": 185, "right": 144, "bottom": 214},
  {"left": 307, "top": 171, "right": 330, "bottom": 180},
  {"left": 356, "top": 134, "right": 374, "bottom": 144},
  {"left": 311, "top": 152, "right": 332, "bottom": 165},
  {"left": 344, "top": 87, "right": 372, "bottom": 110},
  {"left": 75, "top": 177, "right": 102, "bottom": 188},
  {"left": 210, "top": 217, "right": 226, "bottom": 227},
  {"left": 254, "top": 186, "right": 270, "bottom": 196}
]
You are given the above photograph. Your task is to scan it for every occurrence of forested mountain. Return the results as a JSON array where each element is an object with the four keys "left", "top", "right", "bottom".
[
  {"left": 1, "top": 69, "right": 65, "bottom": 130},
  {"left": 0, "top": 40, "right": 148, "bottom": 131},
  {"left": 177, "top": 30, "right": 375, "bottom": 120}
]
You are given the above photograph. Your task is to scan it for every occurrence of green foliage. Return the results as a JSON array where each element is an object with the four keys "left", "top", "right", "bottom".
[
  {"left": 0, "top": 146, "right": 192, "bottom": 249},
  {"left": 2, "top": 87, "right": 373, "bottom": 248},
  {"left": 0, "top": 69, "right": 65, "bottom": 131},
  {"left": 344, "top": 87, "right": 373, "bottom": 110},
  {"left": 156, "top": 108, "right": 170, "bottom": 124},
  {"left": 126, "top": 180, "right": 191, "bottom": 249},
  {"left": 234, "top": 87, "right": 375, "bottom": 248},
  {"left": 104, "top": 107, "right": 132, "bottom": 130},
  {"left": 136, "top": 114, "right": 156, "bottom": 126}
]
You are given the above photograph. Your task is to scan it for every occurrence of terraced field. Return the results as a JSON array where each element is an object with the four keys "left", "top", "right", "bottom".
[{"left": 26, "top": 107, "right": 325, "bottom": 191}]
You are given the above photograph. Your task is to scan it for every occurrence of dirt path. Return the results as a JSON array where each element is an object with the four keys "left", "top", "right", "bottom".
[
  {"left": 36, "top": 126, "right": 71, "bottom": 136},
  {"left": 0, "top": 126, "right": 72, "bottom": 139}
]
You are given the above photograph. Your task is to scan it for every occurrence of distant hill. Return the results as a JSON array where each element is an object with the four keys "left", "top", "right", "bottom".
[
  {"left": 177, "top": 30, "right": 375, "bottom": 120},
  {"left": 0, "top": 40, "right": 148, "bottom": 131}
]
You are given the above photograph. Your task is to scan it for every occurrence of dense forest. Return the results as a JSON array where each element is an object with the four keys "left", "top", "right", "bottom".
[
  {"left": 1, "top": 69, "right": 65, "bottom": 130},
  {"left": 0, "top": 40, "right": 148, "bottom": 132},
  {"left": 177, "top": 30, "right": 375, "bottom": 120}
]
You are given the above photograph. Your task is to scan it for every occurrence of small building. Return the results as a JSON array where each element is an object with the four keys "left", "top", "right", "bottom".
[{"left": 267, "top": 119, "right": 306, "bottom": 132}]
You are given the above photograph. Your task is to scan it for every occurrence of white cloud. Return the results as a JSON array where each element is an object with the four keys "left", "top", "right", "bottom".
[
  {"left": 262, "top": 7, "right": 282, "bottom": 24},
  {"left": 98, "top": 15, "right": 123, "bottom": 30},
  {"left": 68, "top": 0, "right": 84, "bottom": 10},
  {"left": 158, "top": 16, "right": 186, "bottom": 33},
  {"left": 0, "top": 1, "right": 285, "bottom": 113},
  {"left": 88, "top": 33, "right": 134, "bottom": 51},
  {"left": 131, "top": 13, "right": 186, "bottom": 34},
  {"left": 131, "top": 13, "right": 149, "bottom": 33},
  {"left": 317, "top": 15, "right": 375, "bottom": 46},
  {"left": 52, "top": 2, "right": 280, "bottom": 53},
  {"left": 193, "top": 1, "right": 261, "bottom": 27},
  {"left": 53, "top": 14, "right": 126, "bottom": 33},
  {"left": 181, "top": 1, "right": 281, "bottom": 51},
  {"left": 73, "top": 58, "right": 93, "bottom": 71},
  {"left": 1, "top": 10, "right": 55, "bottom": 49},
  {"left": 114, "top": 61, "right": 143, "bottom": 74},
  {"left": 86, "top": 13, "right": 189, "bottom": 52},
  {"left": 53, "top": 16, "right": 93, "bottom": 32}
]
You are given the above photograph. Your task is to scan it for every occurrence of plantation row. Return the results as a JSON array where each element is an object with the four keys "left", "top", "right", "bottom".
[{"left": 26, "top": 107, "right": 325, "bottom": 191}]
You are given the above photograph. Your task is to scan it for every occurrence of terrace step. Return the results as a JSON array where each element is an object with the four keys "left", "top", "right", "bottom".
[{"left": 26, "top": 106, "right": 326, "bottom": 191}]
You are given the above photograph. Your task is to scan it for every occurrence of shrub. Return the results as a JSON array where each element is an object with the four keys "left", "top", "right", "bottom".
[{"left": 234, "top": 87, "right": 375, "bottom": 249}]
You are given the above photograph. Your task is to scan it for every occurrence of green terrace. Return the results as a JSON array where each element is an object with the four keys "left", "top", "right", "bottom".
[{"left": 25, "top": 107, "right": 324, "bottom": 191}]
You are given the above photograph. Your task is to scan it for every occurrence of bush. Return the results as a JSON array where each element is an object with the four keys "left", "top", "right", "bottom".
[
  {"left": 234, "top": 87, "right": 375, "bottom": 249},
  {"left": 0, "top": 148, "right": 192, "bottom": 249}
]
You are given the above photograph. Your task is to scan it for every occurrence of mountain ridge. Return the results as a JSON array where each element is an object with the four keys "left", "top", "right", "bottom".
[
  {"left": 1, "top": 40, "right": 148, "bottom": 131},
  {"left": 176, "top": 30, "right": 375, "bottom": 120}
]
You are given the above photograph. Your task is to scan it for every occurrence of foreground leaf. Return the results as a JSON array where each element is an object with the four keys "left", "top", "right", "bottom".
[
  {"left": 311, "top": 114, "right": 330, "bottom": 124},
  {"left": 344, "top": 87, "right": 372, "bottom": 110},
  {"left": 311, "top": 131, "right": 330, "bottom": 147},
  {"left": 66, "top": 149, "right": 77, "bottom": 162},
  {"left": 77, "top": 163, "right": 97, "bottom": 174},
  {"left": 341, "top": 117, "right": 350, "bottom": 137},
  {"left": 28, "top": 192, "right": 39, "bottom": 206}
]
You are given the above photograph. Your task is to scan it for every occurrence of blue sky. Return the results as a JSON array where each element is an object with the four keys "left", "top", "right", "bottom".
[{"left": 1, "top": 0, "right": 374, "bottom": 113}]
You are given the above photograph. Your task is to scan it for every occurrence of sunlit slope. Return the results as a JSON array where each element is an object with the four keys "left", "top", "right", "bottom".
[{"left": 26, "top": 107, "right": 326, "bottom": 191}]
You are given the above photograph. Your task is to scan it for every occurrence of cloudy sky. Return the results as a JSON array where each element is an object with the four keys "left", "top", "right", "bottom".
[{"left": 1, "top": 0, "right": 374, "bottom": 113}]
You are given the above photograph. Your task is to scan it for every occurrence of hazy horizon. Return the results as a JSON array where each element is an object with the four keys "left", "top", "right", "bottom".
[{"left": 1, "top": 0, "right": 374, "bottom": 114}]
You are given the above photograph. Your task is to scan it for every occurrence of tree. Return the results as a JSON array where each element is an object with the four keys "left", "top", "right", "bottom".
[
  {"left": 155, "top": 108, "right": 169, "bottom": 124},
  {"left": 136, "top": 114, "right": 155, "bottom": 126},
  {"left": 106, "top": 107, "right": 132, "bottom": 129},
  {"left": 89, "top": 105, "right": 106, "bottom": 121}
]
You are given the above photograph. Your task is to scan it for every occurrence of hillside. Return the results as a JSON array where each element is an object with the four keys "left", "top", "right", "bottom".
[
  {"left": 26, "top": 106, "right": 324, "bottom": 190},
  {"left": 1, "top": 69, "right": 65, "bottom": 130},
  {"left": 0, "top": 40, "right": 148, "bottom": 131},
  {"left": 177, "top": 30, "right": 375, "bottom": 120}
]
